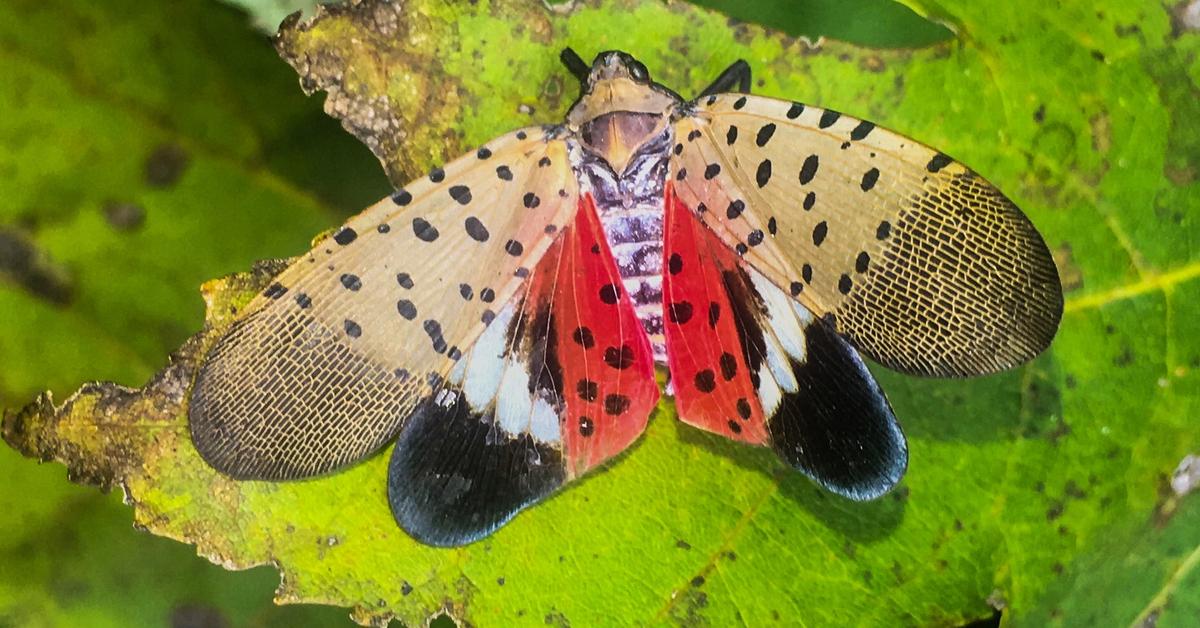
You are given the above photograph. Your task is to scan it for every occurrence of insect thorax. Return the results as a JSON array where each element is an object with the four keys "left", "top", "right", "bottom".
[{"left": 569, "top": 122, "right": 674, "bottom": 363}]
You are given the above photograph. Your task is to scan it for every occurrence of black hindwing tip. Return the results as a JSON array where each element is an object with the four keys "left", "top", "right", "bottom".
[
  {"left": 767, "top": 317, "right": 909, "bottom": 501},
  {"left": 387, "top": 389, "right": 566, "bottom": 547}
]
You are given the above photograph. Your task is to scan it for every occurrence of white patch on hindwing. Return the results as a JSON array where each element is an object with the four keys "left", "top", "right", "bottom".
[
  {"left": 453, "top": 302, "right": 562, "bottom": 445},
  {"left": 461, "top": 304, "right": 514, "bottom": 407},
  {"left": 743, "top": 268, "right": 831, "bottom": 417},
  {"left": 749, "top": 271, "right": 807, "bottom": 363}
]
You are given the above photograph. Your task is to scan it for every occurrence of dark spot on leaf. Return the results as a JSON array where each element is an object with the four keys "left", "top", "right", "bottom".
[{"left": 145, "top": 143, "right": 189, "bottom": 187}]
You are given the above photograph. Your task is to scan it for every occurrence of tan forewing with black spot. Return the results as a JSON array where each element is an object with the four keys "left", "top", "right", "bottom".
[
  {"left": 189, "top": 128, "right": 580, "bottom": 480},
  {"left": 671, "top": 94, "right": 1063, "bottom": 377}
]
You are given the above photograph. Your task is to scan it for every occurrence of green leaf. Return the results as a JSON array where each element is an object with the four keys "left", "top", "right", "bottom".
[
  {"left": 4, "top": 0, "right": 1199, "bottom": 626},
  {"left": 0, "top": 0, "right": 381, "bottom": 623}
]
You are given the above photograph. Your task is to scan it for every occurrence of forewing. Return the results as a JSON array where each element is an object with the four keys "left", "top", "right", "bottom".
[
  {"left": 388, "top": 194, "right": 659, "bottom": 546},
  {"left": 664, "top": 184, "right": 906, "bottom": 498},
  {"left": 671, "top": 94, "right": 1063, "bottom": 377},
  {"left": 189, "top": 128, "right": 580, "bottom": 480}
]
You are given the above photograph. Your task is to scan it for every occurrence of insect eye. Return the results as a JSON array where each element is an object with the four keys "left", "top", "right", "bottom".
[{"left": 628, "top": 61, "right": 649, "bottom": 82}]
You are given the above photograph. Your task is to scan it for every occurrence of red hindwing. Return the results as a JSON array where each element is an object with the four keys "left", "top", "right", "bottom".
[
  {"left": 531, "top": 194, "right": 660, "bottom": 476},
  {"left": 662, "top": 182, "right": 769, "bottom": 445}
]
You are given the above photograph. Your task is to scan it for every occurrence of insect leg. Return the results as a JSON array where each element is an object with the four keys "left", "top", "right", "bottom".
[{"left": 696, "top": 60, "right": 751, "bottom": 98}]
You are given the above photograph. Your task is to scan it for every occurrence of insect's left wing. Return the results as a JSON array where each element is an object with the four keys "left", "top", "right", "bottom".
[
  {"left": 670, "top": 94, "right": 1062, "bottom": 377},
  {"left": 388, "top": 194, "right": 659, "bottom": 546},
  {"left": 189, "top": 128, "right": 582, "bottom": 481}
]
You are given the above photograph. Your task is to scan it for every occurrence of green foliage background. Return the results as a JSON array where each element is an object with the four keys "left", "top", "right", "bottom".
[{"left": 1, "top": 0, "right": 1198, "bottom": 626}]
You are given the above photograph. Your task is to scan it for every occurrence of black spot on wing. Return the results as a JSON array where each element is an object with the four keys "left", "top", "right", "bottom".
[
  {"left": 388, "top": 386, "right": 566, "bottom": 547},
  {"left": 766, "top": 316, "right": 907, "bottom": 500}
]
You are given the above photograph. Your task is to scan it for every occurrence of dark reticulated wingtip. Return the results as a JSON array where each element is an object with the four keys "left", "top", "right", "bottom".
[
  {"left": 387, "top": 387, "right": 566, "bottom": 547},
  {"left": 767, "top": 316, "right": 908, "bottom": 501}
]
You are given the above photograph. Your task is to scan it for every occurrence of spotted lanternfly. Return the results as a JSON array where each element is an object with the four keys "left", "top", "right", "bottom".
[{"left": 189, "top": 50, "right": 1063, "bottom": 547}]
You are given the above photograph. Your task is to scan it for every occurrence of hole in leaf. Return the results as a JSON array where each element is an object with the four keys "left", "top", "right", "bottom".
[{"left": 428, "top": 612, "right": 459, "bottom": 628}]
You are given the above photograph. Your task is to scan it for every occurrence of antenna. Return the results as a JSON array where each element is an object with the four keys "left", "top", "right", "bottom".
[{"left": 560, "top": 48, "right": 590, "bottom": 83}]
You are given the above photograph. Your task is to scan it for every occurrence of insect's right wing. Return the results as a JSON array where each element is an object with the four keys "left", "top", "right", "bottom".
[
  {"left": 670, "top": 94, "right": 1063, "bottom": 377},
  {"left": 189, "top": 128, "right": 581, "bottom": 481},
  {"left": 662, "top": 184, "right": 905, "bottom": 500}
]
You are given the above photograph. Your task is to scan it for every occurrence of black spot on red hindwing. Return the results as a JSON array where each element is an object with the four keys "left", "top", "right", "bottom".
[
  {"left": 668, "top": 301, "right": 694, "bottom": 324},
  {"left": 573, "top": 326, "right": 595, "bottom": 348},
  {"left": 736, "top": 398, "right": 752, "bottom": 420},
  {"left": 599, "top": 284, "right": 620, "bottom": 305},
  {"left": 579, "top": 416, "right": 595, "bottom": 436},
  {"left": 604, "top": 344, "right": 635, "bottom": 369},
  {"left": 719, "top": 352, "right": 738, "bottom": 381},
  {"left": 668, "top": 253, "right": 684, "bottom": 275},
  {"left": 577, "top": 379, "right": 599, "bottom": 402},
  {"left": 708, "top": 302, "right": 720, "bottom": 327},
  {"left": 694, "top": 370, "right": 716, "bottom": 393},
  {"left": 604, "top": 393, "right": 631, "bottom": 415}
]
